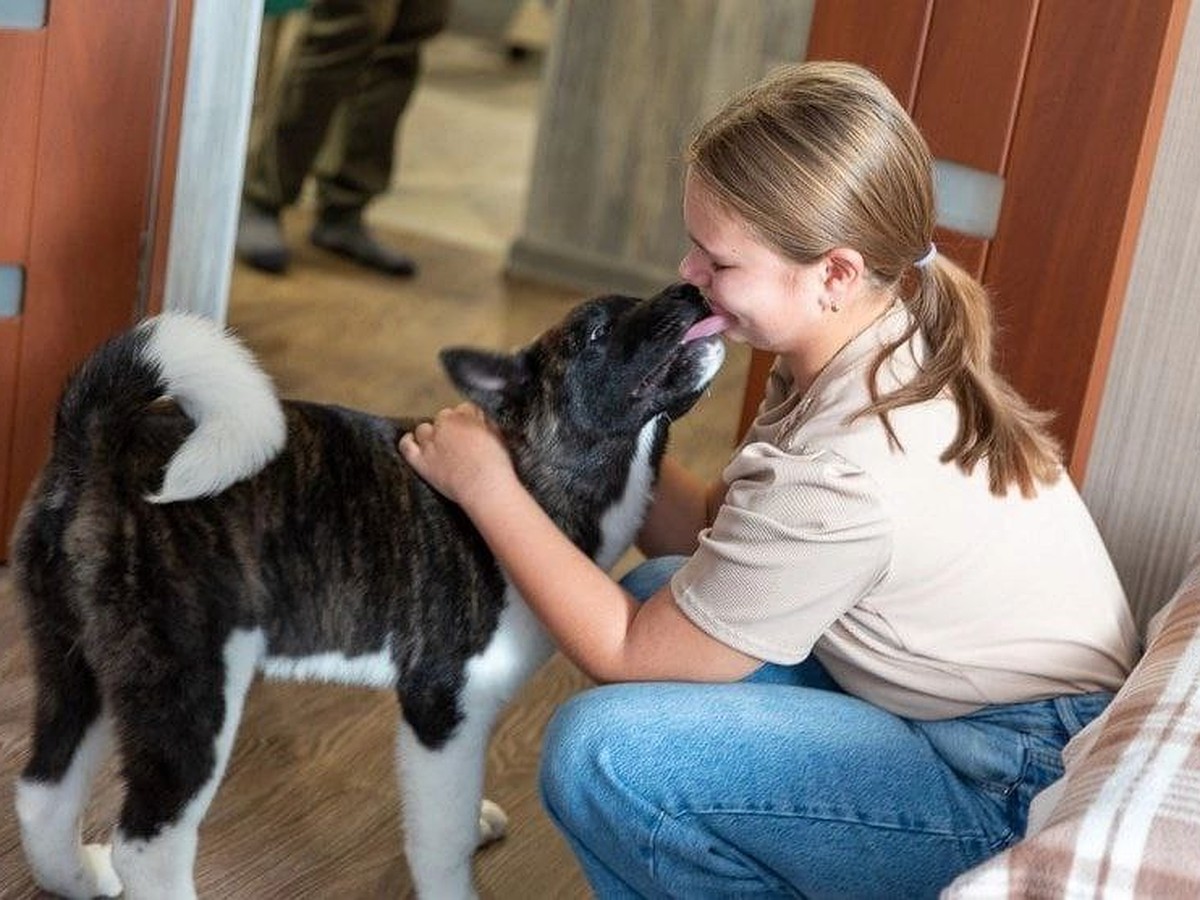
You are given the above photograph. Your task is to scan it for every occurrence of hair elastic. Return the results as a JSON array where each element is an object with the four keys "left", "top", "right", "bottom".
[{"left": 914, "top": 243, "right": 938, "bottom": 269}]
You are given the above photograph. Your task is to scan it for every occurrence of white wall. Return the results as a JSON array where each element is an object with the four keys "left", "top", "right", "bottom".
[
  {"left": 1083, "top": 0, "right": 1200, "bottom": 630},
  {"left": 161, "top": 0, "right": 261, "bottom": 322}
]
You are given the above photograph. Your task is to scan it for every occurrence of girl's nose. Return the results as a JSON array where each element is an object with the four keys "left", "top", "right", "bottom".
[{"left": 678, "top": 249, "right": 708, "bottom": 287}]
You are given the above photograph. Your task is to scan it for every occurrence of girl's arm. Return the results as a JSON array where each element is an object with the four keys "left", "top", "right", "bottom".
[{"left": 399, "top": 404, "right": 760, "bottom": 684}]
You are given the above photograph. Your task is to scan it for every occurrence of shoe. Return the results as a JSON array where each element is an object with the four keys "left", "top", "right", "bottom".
[
  {"left": 236, "top": 202, "right": 290, "bottom": 274},
  {"left": 310, "top": 215, "right": 417, "bottom": 277}
]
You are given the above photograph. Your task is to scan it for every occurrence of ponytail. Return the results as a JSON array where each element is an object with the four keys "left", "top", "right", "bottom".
[{"left": 858, "top": 254, "right": 1062, "bottom": 497}]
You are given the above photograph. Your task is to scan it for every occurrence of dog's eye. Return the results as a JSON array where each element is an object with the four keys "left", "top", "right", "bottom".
[{"left": 588, "top": 323, "right": 610, "bottom": 343}]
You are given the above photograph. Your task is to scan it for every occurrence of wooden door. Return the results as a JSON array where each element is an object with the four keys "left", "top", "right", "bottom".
[
  {"left": 737, "top": 0, "right": 1189, "bottom": 482},
  {"left": 0, "top": 1, "right": 192, "bottom": 559}
]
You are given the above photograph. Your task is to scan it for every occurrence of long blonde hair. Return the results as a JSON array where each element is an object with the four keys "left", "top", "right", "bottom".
[{"left": 687, "top": 61, "right": 1060, "bottom": 497}]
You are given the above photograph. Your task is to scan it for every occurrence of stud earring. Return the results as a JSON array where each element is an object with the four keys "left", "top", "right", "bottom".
[{"left": 829, "top": 300, "right": 840, "bottom": 313}]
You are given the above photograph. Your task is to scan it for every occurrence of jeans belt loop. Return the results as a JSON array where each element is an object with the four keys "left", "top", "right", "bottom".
[{"left": 1053, "top": 695, "right": 1087, "bottom": 738}]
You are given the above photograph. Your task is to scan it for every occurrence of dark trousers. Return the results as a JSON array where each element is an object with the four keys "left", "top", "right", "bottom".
[{"left": 244, "top": 0, "right": 449, "bottom": 219}]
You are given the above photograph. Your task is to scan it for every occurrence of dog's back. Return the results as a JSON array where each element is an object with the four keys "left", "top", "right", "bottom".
[{"left": 15, "top": 316, "right": 511, "bottom": 698}]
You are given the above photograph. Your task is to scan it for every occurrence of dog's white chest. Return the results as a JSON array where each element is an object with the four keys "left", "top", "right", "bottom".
[
  {"left": 594, "top": 420, "right": 658, "bottom": 571},
  {"left": 463, "top": 588, "right": 555, "bottom": 706}
]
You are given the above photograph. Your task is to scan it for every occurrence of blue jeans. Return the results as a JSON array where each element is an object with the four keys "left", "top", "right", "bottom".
[{"left": 539, "top": 557, "right": 1112, "bottom": 899}]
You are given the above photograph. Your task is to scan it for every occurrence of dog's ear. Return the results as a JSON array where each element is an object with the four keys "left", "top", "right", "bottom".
[{"left": 439, "top": 348, "right": 528, "bottom": 415}]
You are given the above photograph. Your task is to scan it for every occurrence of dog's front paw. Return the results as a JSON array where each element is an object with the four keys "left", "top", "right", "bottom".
[
  {"left": 31, "top": 843, "right": 122, "bottom": 900},
  {"left": 476, "top": 798, "right": 508, "bottom": 847},
  {"left": 81, "top": 843, "right": 123, "bottom": 897}
]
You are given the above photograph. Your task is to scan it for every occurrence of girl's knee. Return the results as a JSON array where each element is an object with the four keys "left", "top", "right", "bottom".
[
  {"left": 539, "top": 690, "right": 605, "bottom": 815},
  {"left": 539, "top": 686, "right": 649, "bottom": 824}
]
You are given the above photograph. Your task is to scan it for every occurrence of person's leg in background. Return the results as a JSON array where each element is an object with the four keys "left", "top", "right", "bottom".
[
  {"left": 238, "top": 0, "right": 402, "bottom": 273},
  {"left": 310, "top": 0, "right": 450, "bottom": 276}
]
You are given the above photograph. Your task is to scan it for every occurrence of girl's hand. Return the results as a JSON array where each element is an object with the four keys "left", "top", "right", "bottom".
[{"left": 399, "top": 402, "right": 516, "bottom": 505}]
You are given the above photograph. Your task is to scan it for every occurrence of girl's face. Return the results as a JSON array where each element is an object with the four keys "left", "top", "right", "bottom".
[{"left": 678, "top": 170, "right": 825, "bottom": 356}]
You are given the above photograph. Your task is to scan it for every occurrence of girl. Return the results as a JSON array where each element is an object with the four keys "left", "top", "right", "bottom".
[{"left": 399, "top": 61, "right": 1137, "bottom": 898}]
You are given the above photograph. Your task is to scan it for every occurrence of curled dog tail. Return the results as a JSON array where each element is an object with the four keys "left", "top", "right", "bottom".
[{"left": 54, "top": 314, "right": 286, "bottom": 504}]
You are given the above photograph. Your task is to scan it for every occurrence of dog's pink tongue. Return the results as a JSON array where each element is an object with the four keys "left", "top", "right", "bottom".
[{"left": 682, "top": 314, "right": 733, "bottom": 343}]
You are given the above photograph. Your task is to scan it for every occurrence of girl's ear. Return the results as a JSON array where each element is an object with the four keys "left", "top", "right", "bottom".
[
  {"left": 821, "top": 246, "right": 866, "bottom": 297},
  {"left": 439, "top": 348, "right": 529, "bottom": 415}
]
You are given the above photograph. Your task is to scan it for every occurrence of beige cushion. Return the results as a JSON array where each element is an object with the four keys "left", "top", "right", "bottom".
[{"left": 943, "top": 556, "right": 1200, "bottom": 898}]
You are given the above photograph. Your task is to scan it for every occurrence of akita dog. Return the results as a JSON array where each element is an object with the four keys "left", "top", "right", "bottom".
[{"left": 12, "top": 282, "right": 726, "bottom": 899}]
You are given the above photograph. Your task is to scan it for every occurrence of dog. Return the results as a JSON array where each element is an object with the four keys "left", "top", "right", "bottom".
[{"left": 11, "top": 282, "right": 726, "bottom": 899}]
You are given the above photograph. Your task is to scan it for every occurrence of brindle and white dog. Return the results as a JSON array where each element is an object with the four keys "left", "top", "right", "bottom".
[{"left": 11, "top": 282, "right": 725, "bottom": 899}]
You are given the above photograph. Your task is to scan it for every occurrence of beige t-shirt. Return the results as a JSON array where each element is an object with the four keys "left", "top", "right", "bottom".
[{"left": 671, "top": 302, "right": 1138, "bottom": 720}]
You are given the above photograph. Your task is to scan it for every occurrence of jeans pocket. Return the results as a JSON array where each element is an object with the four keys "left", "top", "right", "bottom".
[
  {"left": 917, "top": 718, "right": 1037, "bottom": 849},
  {"left": 1011, "top": 743, "right": 1067, "bottom": 834},
  {"left": 918, "top": 706, "right": 1076, "bottom": 845},
  {"left": 919, "top": 720, "right": 1031, "bottom": 798}
]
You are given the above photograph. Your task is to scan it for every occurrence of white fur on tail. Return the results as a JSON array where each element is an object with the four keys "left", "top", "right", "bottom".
[{"left": 141, "top": 315, "right": 286, "bottom": 504}]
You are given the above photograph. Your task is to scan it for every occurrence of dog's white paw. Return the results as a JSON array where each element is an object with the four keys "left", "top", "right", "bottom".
[
  {"left": 30, "top": 843, "right": 122, "bottom": 899},
  {"left": 477, "top": 798, "right": 508, "bottom": 847},
  {"left": 80, "top": 843, "right": 123, "bottom": 897}
]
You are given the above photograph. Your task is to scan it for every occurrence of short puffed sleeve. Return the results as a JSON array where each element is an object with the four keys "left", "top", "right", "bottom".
[{"left": 670, "top": 442, "right": 892, "bottom": 664}]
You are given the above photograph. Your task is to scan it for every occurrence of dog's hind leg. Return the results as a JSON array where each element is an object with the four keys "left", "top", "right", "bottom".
[
  {"left": 110, "top": 628, "right": 264, "bottom": 900},
  {"left": 15, "top": 614, "right": 122, "bottom": 899}
]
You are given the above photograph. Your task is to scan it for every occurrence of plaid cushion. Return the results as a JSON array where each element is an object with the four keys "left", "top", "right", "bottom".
[{"left": 944, "top": 558, "right": 1200, "bottom": 898}]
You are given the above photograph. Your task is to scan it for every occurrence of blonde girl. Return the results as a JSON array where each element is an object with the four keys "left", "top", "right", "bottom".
[{"left": 401, "top": 61, "right": 1136, "bottom": 897}]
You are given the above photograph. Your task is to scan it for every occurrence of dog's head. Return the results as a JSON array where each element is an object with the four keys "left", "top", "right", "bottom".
[{"left": 439, "top": 282, "right": 725, "bottom": 444}]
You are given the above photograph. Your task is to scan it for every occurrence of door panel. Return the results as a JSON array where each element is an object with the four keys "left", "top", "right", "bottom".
[
  {"left": 803, "top": 0, "right": 931, "bottom": 108},
  {"left": 0, "top": 34, "right": 42, "bottom": 256},
  {"left": 983, "top": 0, "right": 1188, "bottom": 475},
  {"left": 0, "top": 29, "right": 46, "bottom": 554},
  {"left": 915, "top": 0, "right": 1036, "bottom": 173},
  {"left": 0, "top": 2, "right": 189, "bottom": 557}
]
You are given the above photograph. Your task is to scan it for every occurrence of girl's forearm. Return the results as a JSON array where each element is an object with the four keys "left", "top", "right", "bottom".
[{"left": 462, "top": 474, "right": 639, "bottom": 683}]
